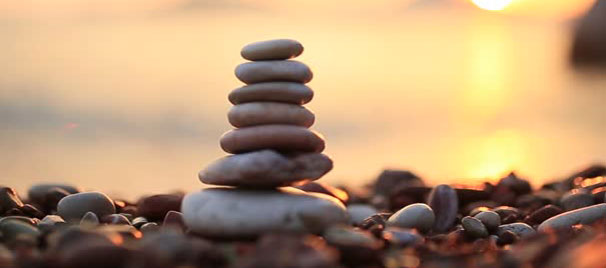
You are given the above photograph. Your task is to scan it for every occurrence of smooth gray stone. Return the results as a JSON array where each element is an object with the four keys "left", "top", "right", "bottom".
[
  {"left": 80, "top": 212, "right": 100, "bottom": 226},
  {"left": 229, "top": 82, "right": 313, "bottom": 105},
  {"left": 474, "top": 211, "right": 501, "bottom": 231},
  {"left": 220, "top": 125, "right": 325, "bottom": 154},
  {"left": 199, "top": 150, "right": 332, "bottom": 187},
  {"left": 181, "top": 187, "right": 347, "bottom": 238},
  {"left": 241, "top": 39, "right": 303, "bottom": 61},
  {"left": 57, "top": 192, "right": 116, "bottom": 222},
  {"left": 387, "top": 203, "right": 435, "bottom": 233},
  {"left": 538, "top": 203, "right": 606, "bottom": 232},
  {"left": 462, "top": 216, "right": 489, "bottom": 238},
  {"left": 235, "top": 60, "right": 313, "bottom": 84},
  {"left": 228, "top": 102, "right": 315, "bottom": 128}
]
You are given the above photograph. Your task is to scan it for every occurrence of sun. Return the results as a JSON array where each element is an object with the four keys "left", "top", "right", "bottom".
[{"left": 470, "top": 0, "right": 514, "bottom": 11}]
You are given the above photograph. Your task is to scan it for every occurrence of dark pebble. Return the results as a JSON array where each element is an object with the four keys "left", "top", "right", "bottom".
[
  {"left": 137, "top": 194, "right": 183, "bottom": 221},
  {"left": 295, "top": 182, "right": 349, "bottom": 204},
  {"left": 0, "top": 187, "right": 24, "bottom": 215},
  {"left": 374, "top": 169, "right": 424, "bottom": 197},
  {"left": 524, "top": 204, "right": 564, "bottom": 226},
  {"left": 427, "top": 184, "right": 459, "bottom": 233},
  {"left": 101, "top": 214, "right": 131, "bottom": 225}
]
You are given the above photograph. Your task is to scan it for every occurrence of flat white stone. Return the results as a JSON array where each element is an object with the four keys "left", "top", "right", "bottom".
[
  {"left": 181, "top": 187, "right": 348, "bottom": 237},
  {"left": 235, "top": 61, "right": 313, "bottom": 84},
  {"left": 220, "top": 125, "right": 325, "bottom": 154},
  {"left": 229, "top": 82, "right": 313, "bottom": 105},
  {"left": 228, "top": 102, "right": 315, "bottom": 128},
  {"left": 241, "top": 39, "right": 303, "bottom": 61},
  {"left": 199, "top": 150, "right": 332, "bottom": 187}
]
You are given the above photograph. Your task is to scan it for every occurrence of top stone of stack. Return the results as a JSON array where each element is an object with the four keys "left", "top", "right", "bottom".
[{"left": 241, "top": 39, "right": 304, "bottom": 61}]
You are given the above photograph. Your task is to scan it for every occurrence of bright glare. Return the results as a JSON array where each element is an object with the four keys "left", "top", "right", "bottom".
[{"left": 471, "top": 0, "right": 514, "bottom": 11}]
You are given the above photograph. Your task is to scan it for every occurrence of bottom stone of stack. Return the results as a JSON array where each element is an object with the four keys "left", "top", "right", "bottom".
[
  {"left": 181, "top": 187, "right": 347, "bottom": 238},
  {"left": 199, "top": 150, "right": 332, "bottom": 187}
]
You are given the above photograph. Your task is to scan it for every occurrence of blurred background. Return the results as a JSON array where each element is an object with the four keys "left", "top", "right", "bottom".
[{"left": 1, "top": 0, "right": 605, "bottom": 199}]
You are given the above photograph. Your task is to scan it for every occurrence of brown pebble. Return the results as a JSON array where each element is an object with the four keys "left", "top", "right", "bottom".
[
  {"left": 0, "top": 187, "right": 24, "bottom": 215},
  {"left": 220, "top": 125, "right": 325, "bottom": 154},
  {"left": 241, "top": 39, "right": 304, "bottom": 61},
  {"left": 235, "top": 60, "right": 313, "bottom": 84},
  {"left": 524, "top": 205, "right": 563, "bottom": 226},
  {"left": 137, "top": 194, "right": 183, "bottom": 221},
  {"left": 229, "top": 82, "right": 314, "bottom": 105}
]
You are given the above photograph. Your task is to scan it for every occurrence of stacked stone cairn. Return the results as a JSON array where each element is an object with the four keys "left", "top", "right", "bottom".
[{"left": 182, "top": 39, "right": 348, "bottom": 238}]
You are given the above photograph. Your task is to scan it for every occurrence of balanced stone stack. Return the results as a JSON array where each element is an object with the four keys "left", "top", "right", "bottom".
[{"left": 182, "top": 39, "right": 347, "bottom": 238}]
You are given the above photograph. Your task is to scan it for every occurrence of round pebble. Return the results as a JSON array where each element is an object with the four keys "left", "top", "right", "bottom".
[
  {"left": 199, "top": 150, "right": 332, "bottom": 187},
  {"left": 228, "top": 102, "right": 315, "bottom": 128},
  {"left": 497, "top": 223, "right": 535, "bottom": 238},
  {"left": 474, "top": 211, "right": 501, "bottom": 231},
  {"left": 80, "top": 212, "right": 100, "bottom": 226},
  {"left": 427, "top": 184, "right": 458, "bottom": 233},
  {"left": 241, "top": 39, "right": 303, "bottom": 61},
  {"left": 181, "top": 187, "right": 347, "bottom": 238},
  {"left": 220, "top": 125, "right": 325, "bottom": 154},
  {"left": 229, "top": 82, "right": 314, "bottom": 105},
  {"left": 538, "top": 203, "right": 606, "bottom": 232},
  {"left": 27, "top": 184, "right": 81, "bottom": 205},
  {"left": 235, "top": 60, "right": 313, "bottom": 84},
  {"left": 461, "top": 216, "right": 489, "bottom": 238},
  {"left": 0, "top": 219, "right": 41, "bottom": 243},
  {"left": 524, "top": 204, "right": 563, "bottom": 226},
  {"left": 386, "top": 203, "right": 435, "bottom": 233},
  {"left": 57, "top": 191, "right": 116, "bottom": 222}
]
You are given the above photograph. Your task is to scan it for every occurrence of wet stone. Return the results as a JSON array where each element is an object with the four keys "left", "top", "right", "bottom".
[
  {"left": 57, "top": 192, "right": 116, "bottom": 222},
  {"left": 462, "top": 216, "right": 489, "bottom": 238},
  {"left": 427, "top": 184, "right": 458, "bottom": 233}
]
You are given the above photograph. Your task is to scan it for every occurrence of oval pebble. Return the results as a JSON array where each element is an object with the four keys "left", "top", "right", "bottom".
[
  {"left": 462, "top": 216, "right": 489, "bottom": 238},
  {"left": 474, "top": 211, "right": 501, "bottom": 231},
  {"left": 220, "top": 125, "right": 325, "bottom": 154},
  {"left": 228, "top": 102, "right": 315, "bottom": 128},
  {"left": 229, "top": 82, "right": 313, "bottom": 105},
  {"left": 200, "top": 150, "right": 332, "bottom": 187},
  {"left": 235, "top": 61, "right": 313, "bottom": 84},
  {"left": 57, "top": 192, "right": 116, "bottom": 222},
  {"left": 241, "top": 39, "right": 303, "bottom": 61},
  {"left": 427, "top": 184, "right": 458, "bottom": 233},
  {"left": 560, "top": 191, "right": 594, "bottom": 211},
  {"left": 386, "top": 203, "right": 435, "bottom": 233},
  {"left": 182, "top": 187, "right": 347, "bottom": 237},
  {"left": 538, "top": 203, "right": 606, "bottom": 232}
]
